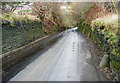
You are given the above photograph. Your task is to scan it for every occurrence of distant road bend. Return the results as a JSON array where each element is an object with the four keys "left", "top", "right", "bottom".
[{"left": 10, "top": 27, "right": 106, "bottom": 81}]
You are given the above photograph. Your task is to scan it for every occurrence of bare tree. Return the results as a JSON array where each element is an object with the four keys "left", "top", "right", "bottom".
[
  {"left": 32, "top": 2, "right": 65, "bottom": 33},
  {"left": 2, "top": 2, "right": 29, "bottom": 14}
]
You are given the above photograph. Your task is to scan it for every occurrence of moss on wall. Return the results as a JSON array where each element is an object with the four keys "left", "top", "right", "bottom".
[
  {"left": 2, "top": 15, "right": 46, "bottom": 54},
  {"left": 77, "top": 18, "right": 120, "bottom": 81}
]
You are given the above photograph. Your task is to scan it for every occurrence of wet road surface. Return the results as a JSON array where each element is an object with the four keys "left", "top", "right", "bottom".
[{"left": 10, "top": 28, "right": 107, "bottom": 81}]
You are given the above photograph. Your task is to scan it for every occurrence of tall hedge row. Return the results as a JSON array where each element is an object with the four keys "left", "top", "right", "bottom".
[{"left": 77, "top": 19, "right": 120, "bottom": 81}]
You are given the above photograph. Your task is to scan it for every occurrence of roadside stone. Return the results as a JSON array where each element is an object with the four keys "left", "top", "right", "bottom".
[{"left": 99, "top": 54, "right": 109, "bottom": 69}]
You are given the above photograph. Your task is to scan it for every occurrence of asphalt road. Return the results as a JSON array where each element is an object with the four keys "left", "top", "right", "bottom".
[{"left": 10, "top": 28, "right": 107, "bottom": 81}]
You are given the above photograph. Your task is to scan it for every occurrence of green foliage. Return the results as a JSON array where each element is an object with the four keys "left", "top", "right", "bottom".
[
  {"left": 110, "top": 58, "right": 120, "bottom": 70},
  {"left": 108, "top": 36, "right": 119, "bottom": 43},
  {"left": 77, "top": 18, "right": 120, "bottom": 80},
  {"left": 12, "top": 16, "right": 18, "bottom": 21},
  {"left": 110, "top": 52, "right": 120, "bottom": 76},
  {"left": 3, "top": 14, "right": 10, "bottom": 19}
]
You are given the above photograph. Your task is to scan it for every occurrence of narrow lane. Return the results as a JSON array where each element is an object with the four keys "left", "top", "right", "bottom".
[{"left": 10, "top": 28, "right": 106, "bottom": 81}]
